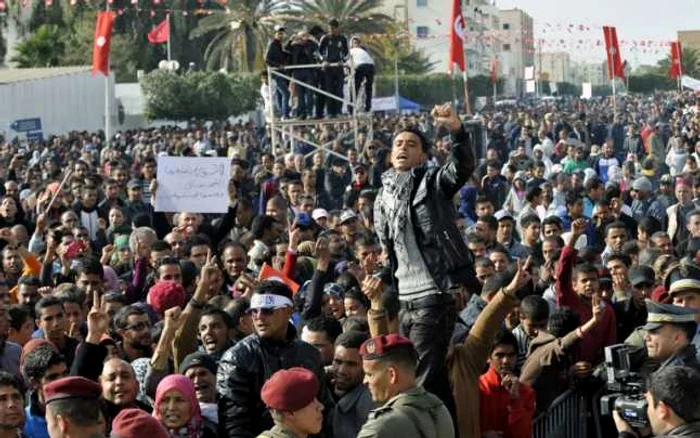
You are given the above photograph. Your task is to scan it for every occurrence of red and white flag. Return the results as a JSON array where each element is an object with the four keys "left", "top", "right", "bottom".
[
  {"left": 669, "top": 41, "right": 683, "bottom": 79},
  {"left": 22, "top": 0, "right": 30, "bottom": 7},
  {"left": 603, "top": 26, "right": 625, "bottom": 80},
  {"left": 448, "top": 0, "right": 465, "bottom": 72},
  {"left": 147, "top": 17, "right": 170, "bottom": 44},
  {"left": 91, "top": 11, "right": 116, "bottom": 76}
]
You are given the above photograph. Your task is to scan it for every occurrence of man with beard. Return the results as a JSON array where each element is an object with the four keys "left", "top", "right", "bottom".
[
  {"left": 330, "top": 331, "right": 373, "bottom": 438},
  {"left": 114, "top": 306, "right": 151, "bottom": 362},
  {"left": 0, "top": 372, "right": 25, "bottom": 438}
]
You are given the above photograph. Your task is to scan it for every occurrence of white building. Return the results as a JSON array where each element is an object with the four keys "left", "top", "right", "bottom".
[
  {"left": 536, "top": 52, "right": 573, "bottom": 84},
  {"left": 571, "top": 61, "right": 608, "bottom": 86},
  {"left": 497, "top": 8, "right": 534, "bottom": 97}
]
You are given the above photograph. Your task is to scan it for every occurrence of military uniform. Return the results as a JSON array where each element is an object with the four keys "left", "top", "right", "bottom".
[
  {"left": 257, "top": 425, "right": 303, "bottom": 438},
  {"left": 642, "top": 300, "right": 700, "bottom": 374},
  {"left": 357, "top": 387, "right": 454, "bottom": 438},
  {"left": 665, "top": 263, "right": 700, "bottom": 362}
]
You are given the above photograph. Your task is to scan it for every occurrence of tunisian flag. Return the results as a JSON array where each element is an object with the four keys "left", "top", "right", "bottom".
[
  {"left": 148, "top": 17, "right": 170, "bottom": 44},
  {"left": 448, "top": 0, "right": 465, "bottom": 72},
  {"left": 489, "top": 58, "right": 499, "bottom": 84},
  {"left": 603, "top": 26, "right": 625, "bottom": 80},
  {"left": 91, "top": 11, "right": 116, "bottom": 76},
  {"left": 669, "top": 41, "right": 683, "bottom": 79}
]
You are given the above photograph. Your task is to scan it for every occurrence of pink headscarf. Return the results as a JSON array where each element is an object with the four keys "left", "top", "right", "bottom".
[{"left": 153, "top": 375, "right": 203, "bottom": 438}]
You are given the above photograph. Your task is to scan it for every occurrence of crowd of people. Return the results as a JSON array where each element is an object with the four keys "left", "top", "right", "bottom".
[
  {"left": 263, "top": 19, "right": 376, "bottom": 120},
  {"left": 0, "top": 89, "right": 698, "bottom": 438}
]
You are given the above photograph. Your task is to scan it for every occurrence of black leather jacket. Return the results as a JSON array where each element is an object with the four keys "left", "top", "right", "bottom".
[
  {"left": 216, "top": 324, "right": 333, "bottom": 438},
  {"left": 374, "top": 125, "right": 479, "bottom": 294},
  {"left": 620, "top": 421, "right": 700, "bottom": 437}
]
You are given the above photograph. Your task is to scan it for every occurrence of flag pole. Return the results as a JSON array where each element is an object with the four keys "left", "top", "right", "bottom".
[
  {"left": 104, "top": 0, "right": 110, "bottom": 147},
  {"left": 166, "top": 13, "right": 171, "bottom": 62},
  {"left": 611, "top": 76, "right": 617, "bottom": 121}
]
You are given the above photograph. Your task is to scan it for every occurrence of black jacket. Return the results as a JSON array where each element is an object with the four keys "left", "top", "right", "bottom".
[
  {"left": 374, "top": 126, "right": 480, "bottom": 294},
  {"left": 265, "top": 39, "right": 288, "bottom": 68},
  {"left": 216, "top": 324, "right": 334, "bottom": 438},
  {"left": 319, "top": 34, "right": 348, "bottom": 63},
  {"left": 619, "top": 421, "right": 700, "bottom": 437}
]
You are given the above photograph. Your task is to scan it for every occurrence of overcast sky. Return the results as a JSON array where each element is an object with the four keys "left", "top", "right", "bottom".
[{"left": 496, "top": 0, "right": 699, "bottom": 66}]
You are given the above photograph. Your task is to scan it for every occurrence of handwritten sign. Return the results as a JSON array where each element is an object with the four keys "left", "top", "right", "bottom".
[{"left": 155, "top": 156, "right": 230, "bottom": 213}]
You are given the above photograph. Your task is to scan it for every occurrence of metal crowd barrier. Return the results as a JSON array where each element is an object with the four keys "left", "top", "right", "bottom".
[{"left": 533, "top": 389, "right": 588, "bottom": 438}]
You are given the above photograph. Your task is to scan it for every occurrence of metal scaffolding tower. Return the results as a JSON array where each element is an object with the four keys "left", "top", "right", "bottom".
[{"left": 266, "top": 62, "right": 373, "bottom": 162}]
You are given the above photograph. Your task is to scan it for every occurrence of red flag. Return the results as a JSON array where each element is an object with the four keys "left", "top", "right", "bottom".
[
  {"left": 603, "top": 26, "right": 625, "bottom": 80},
  {"left": 258, "top": 264, "right": 300, "bottom": 295},
  {"left": 448, "top": 0, "right": 465, "bottom": 72},
  {"left": 91, "top": 11, "right": 116, "bottom": 76},
  {"left": 669, "top": 41, "right": 683, "bottom": 79},
  {"left": 147, "top": 17, "right": 170, "bottom": 44},
  {"left": 0, "top": 0, "right": 5, "bottom": 11},
  {"left": 489, "top": 58, "right": 499, "bottom": 84}
]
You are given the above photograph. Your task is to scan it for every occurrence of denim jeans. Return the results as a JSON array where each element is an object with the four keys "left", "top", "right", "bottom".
[{"left": 273, "top": 76, "right": 290, "bottom": 118}]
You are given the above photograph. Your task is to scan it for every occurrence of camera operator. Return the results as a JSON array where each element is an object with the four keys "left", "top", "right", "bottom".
[
  {"left": 642, "top": 300, "right": 700, "bottom": 374},
  {"left": 614, "top": 366, "right": 700, "bottom": 437}
]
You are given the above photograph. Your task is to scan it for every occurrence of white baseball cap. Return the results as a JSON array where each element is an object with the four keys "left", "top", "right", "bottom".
[{"left": 312, "top": 208, "right": 329, "bottom": 221}]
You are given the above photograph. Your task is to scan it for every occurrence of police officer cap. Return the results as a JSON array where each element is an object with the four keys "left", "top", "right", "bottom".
[
  {"left": 261, "top": 368, "right": 319, "bottom": 412},
  {"left": 360, "top": 334, "right": 414, "bottom": 360},
  {"left": 643, "top": 299, "right": 700, "bottom": 332},
  {"left": 665, "top": 262, "right": 700, "bottom": 296},
  {"left": 44, "top": 376, "right": 102, "bottom": 405}
]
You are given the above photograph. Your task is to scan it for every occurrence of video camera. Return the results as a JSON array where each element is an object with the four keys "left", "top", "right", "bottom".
[{"left": 599, "top": 344, "right": 649, "bottom": 429}]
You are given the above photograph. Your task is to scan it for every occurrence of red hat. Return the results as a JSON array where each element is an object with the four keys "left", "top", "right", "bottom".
[
  {"left": 676, "top": 178, "right": 692, "bottom": 189},
  {"left": 261, "top": 368, "right": 319, "bottom": 412},
  {"left": 147, "top": 281, "right": 186, "bottom": 315},
  {"left": 44, "top": 377, "right": 102, "bottom": 405},
  {"left": 360, "top": 334, "right": 414, "bottom": 360},
  {"left": 112, "top": 408, "right": 169, "bottom": 438}
]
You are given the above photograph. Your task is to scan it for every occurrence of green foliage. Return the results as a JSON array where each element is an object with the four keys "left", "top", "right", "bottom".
[
  {"left": 656, "top": 47, "right": 700, "bottom": 79},
  {"left": 628, "top": 74, "right": 675, "bottom": 93},
  {"left": 10, "top": 24, "right": 65, "bottom": 67},
  {"left": 140, "top": 70, "right": 259, "bottom": 121},
  {"left": 374, "top": 74, "right": 498, "bottom": 107},
  {"left": 288, "top": 0, "right": 391, "bottom": 35}
]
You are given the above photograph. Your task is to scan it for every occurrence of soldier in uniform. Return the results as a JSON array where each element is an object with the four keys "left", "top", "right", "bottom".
[
  {"left": 43, "top": 376, "right": 106, "bottom": 438},
  {"left": 357, "top": 334, "right": 454, "bottom": 438},
  {"left": 641, "top": 299, "right": 700, "bottom": 374},
  {"left": 665, "top": 262, "right": 700, "bottom": 361},
  {"left": 256, "top": 368, "right": 324, "bottom": 438}
]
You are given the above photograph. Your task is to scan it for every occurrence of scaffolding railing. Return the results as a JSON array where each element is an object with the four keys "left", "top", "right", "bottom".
[{"left": 266, "top": 61, "right": 373, "bottom": 161}]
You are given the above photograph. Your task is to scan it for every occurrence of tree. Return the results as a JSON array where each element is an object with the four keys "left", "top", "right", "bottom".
[
  {"left": 290, "top": 0, "right": 390, "bottom": 35},
  {"left": 656, "top": 47, "right": 700, "bottom": 79},
  {"left": 11, "top": 24, "right": 65, "bottom": 67},
  {"left": 190, "top": 0, "right": 282, "bottom": 72},
  {"left": 140, "top": 70, "right": 258, "bottom": 120},
  {"left": 364, "top": 24, "right": 434, "bottom": 75}
]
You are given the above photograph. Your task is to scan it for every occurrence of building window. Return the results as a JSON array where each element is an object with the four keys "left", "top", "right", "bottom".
[
  {"left": 503, "top": 23, "right": 510, "bottom": 30},
  {"left": 416, "top": 0, "right": 427, "bottom": 6},
  {"left": 416, "top": 26, "right": 429, "bottom": 38},
  {"left": 503, "top": 43, "right": 511, "bottom": 51}
]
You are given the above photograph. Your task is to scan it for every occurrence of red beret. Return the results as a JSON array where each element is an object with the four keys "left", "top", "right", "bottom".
[
  {"left": 360, "top": 334, "right": 414, "bottom": 360},
  {"left": 677, "top": 178, "right": 692, "bottom": 189},
  {"left": 147, "top": 281, "right": 186, "bottom": 315},
  {"left": 44, "top": 377, "right": 102, "bottom": 405},
  {"left": 261, "top": 368, "right": 319, "bottom": 412},
  {"left": 112, "top": 408, "right": 169, "bottom": 438}
]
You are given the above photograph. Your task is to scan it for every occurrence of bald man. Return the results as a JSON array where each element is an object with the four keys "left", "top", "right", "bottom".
[{"left": 98, "top": 358, "right": 151, "bottom": 429}]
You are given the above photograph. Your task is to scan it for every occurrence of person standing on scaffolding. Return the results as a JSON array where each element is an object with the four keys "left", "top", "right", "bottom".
[
  {"left": 319, "top": 19, "right": 348, "bottom": 118},
  {"left": 349, "top": 36, "right": 375, "bottom": 113},
  {"left": 288, "top": 30, "right": 318, "bottom": 120},
  {"left": 265, "top": 25, "right": 290, "bottom": 119}
]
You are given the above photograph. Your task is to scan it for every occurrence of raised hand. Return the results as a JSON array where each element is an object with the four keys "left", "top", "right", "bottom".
[
  {"left": 163, "top": 306, "right": 183, "bottom": 333},
  {"left": 431, "top": 103, "right": 462, "bottom": 133},
  {"left": 362, "top": 275, "right": 383, "bottom": 305},
  {"left": 86, "top": 291, "right": 110, "bottom": 344},
  {"left": 571, "top": 218, "right": 589, "bottom": 237},
  {"left": 503, "top": 257, "right": 532, "bottom": 297},
  {"left": 315, "top": 237, "right": 330, "bottom": 271}
]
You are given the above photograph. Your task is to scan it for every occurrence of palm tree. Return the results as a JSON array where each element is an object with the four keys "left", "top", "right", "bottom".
[
  {"left": 190, "top": 0, "right": 282, "bottom": 72},
  {"left": 11, "top": 24, "right": 65, "bottom": 67},
  {"left": 656, "top": 47, "right": 700, "bottom": 79},
  {"left": 289, "top": 0, "right": 390, "bottom": 36}
]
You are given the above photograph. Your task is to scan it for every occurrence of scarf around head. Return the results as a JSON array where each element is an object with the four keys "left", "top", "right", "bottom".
[{"left": 153, "top": 374, "right": 203, "bottom": 438}]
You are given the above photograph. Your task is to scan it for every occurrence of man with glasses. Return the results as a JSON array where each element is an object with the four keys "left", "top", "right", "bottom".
[
  {"left": 217, "top": 280, "right": 332, "bottom": 438},
  {"left": 114, "top": 305, "right": 152, "bottom": 362}
]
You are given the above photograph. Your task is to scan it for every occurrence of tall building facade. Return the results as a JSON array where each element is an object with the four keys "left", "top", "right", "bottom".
[{"left": 498, "top": 8, "right": 535, "bottom": 96}]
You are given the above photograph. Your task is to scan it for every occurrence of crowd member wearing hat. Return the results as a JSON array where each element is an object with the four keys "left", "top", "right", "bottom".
[
  {"left": 344, "top": 163, "right": 370, "bottom": 209},
  {"left": 257, "top": 368, "right": 324, "bottom": 438},
  {"left": 666, "top": 263, "right": 700, "bottom": 361},
  {"left": 629, "top": 176, "right": 666, "bottom": 225},
  {"left": 356, "top": 334, "right": 453, "bottom": 438},
  {"left": 152, "top": 374, "right": 217, "bottom": 438},
  {"left": 612, "top": 263, "right": 653, "bottom": 342},
  {"left": 318, "top": 19, "right": 349, "bottom": 118},
  {"left": 111, "top": 409, "right": 169, "bottom": 438},
  {"left": 374, "top": 105, "right": 478, "bottom": 418},
  {"left": 124, "top": 179, "right": 152, "bottom": 221},
  {"left": 217, "top": 281, "right": 332, "bottom": 438},
  {"left": 44, "top": 376, "right": 104, "bottom": 438},
  {"left": 0, "top": 372, "right": 25, "bottom": 438},
  {"left": 180, "top": 352, "right": 218, "bottom": 425},
  {"left": 264, "top": 25, "right": 290, "bottom": 119},
  {"left": 640, "top": 300, "right": 700, "bottom": 374}
]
